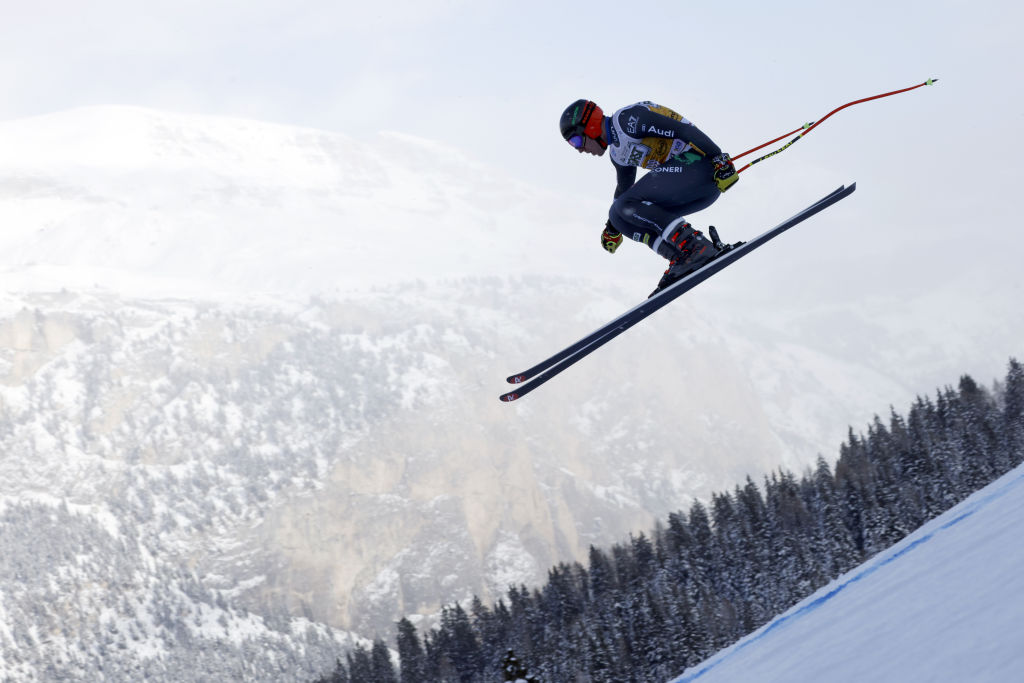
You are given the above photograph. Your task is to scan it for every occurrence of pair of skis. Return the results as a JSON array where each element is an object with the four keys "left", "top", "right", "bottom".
[{"left": 499, "top": 183, "right": 857, "bottom": 402}]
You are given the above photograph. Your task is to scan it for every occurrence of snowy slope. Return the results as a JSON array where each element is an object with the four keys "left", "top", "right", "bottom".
[{"left": 670, "top": 463, "right": 1024, "bottom": 683}]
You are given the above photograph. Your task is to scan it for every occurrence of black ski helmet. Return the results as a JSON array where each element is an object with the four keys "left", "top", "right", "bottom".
[{"left": 560, "top": 99, "right": 605, "bottom": 146}]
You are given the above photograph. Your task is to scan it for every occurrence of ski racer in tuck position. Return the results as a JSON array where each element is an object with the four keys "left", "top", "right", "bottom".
[{"left": 559, "top": 99, "right": 738, "bottom": 295}]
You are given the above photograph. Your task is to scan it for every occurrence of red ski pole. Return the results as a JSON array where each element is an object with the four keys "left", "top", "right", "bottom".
[{"left": 734, "top": 78, "right": 938, "bottom": 173}]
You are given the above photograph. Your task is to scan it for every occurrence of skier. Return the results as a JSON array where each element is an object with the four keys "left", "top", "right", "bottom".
[{"left": 559, "top": 99, "right": 738, "bottom": 294}]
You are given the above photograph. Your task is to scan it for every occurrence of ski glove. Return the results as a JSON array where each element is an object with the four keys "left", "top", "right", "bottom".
[
  {"left": 711, "top": 153, "right": 739, "bottom": 193},
  {"left": 601, "top": 222, "right": 623, "bottom": 254}
]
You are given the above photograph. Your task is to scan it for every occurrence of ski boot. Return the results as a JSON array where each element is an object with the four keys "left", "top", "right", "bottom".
[{"left": 649, "top": 219, "right": 723, "bottom": 297}]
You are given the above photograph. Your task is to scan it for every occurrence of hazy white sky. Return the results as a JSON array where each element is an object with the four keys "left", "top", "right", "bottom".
[{"left": 1, "top": 0, "right": 1021, "bottom": 284}]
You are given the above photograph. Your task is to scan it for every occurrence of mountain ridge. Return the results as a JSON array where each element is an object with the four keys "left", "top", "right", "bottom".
[{"left": 0, "top": 106, "right": 1020, "bottom": 677}]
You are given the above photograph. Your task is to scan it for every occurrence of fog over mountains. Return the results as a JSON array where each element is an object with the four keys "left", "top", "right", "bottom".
[{"left": 0, "top": 107, "right": 1019, "bottom": 679}]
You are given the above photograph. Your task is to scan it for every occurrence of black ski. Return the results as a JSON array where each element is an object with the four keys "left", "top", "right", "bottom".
[{"left": 500, "top": 183, "right": 856, "bottom": 403}]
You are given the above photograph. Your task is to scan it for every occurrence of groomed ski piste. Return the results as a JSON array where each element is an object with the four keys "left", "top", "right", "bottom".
[{"left": 669, "top": 462, "right": 1024, "bottom": 683}]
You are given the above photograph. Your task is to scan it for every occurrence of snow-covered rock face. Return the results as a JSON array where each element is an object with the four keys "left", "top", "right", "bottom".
[
  {"left": 0, "top": 107, "right": 1021, "bottom": 676},
  {"left": 0, "top": 285, "right": 714, "bottom": 641}
]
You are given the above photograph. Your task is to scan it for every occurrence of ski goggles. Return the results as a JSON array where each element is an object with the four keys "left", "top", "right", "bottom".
[{"left": 568, "top": 133, "right": 608, "bottom": 152}]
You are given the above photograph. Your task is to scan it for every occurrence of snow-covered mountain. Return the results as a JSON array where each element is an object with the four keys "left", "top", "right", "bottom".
[
  {"left": 0, "top": 106, "right": 1020, "bottom": 678},
  {"left": 670, "top": 462, "right": 1024, "bottom": 683},
  {"left": 0, "top": 105, "right": 621, "bottom": 298}
]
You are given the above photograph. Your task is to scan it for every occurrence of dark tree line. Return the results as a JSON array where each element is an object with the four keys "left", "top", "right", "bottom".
[{"left": 316, "top": 359, "right": 1024, "bottom": 682}]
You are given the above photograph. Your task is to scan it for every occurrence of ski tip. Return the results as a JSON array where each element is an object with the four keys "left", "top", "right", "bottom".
[
  {"left": 506, "top": 374, "right": 527, "bottom": 385},
  {"left": 499, "top": 391, "right": 521, "bottom": 403}
]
